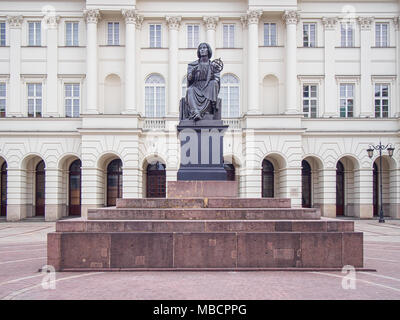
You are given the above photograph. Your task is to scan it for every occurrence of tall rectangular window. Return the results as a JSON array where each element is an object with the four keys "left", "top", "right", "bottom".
[
  {"left": 303, "top": 23, "right": 316, "bottom": 47},
  {"left": 264, "top": 23, "right": 277, "bottom": 46},
  {"left": 149, "top": 24, "right": 161, "bottom": 48},
  {"left": 0, "top": 22, "right": 5, "bottom": 46},
  {"left": 376, "top": 23, "right": 388, "bottom": 47},
  {"left": 27, "top": 83, "right": 42, "bottom": 117},
  {"left": 339, "top": 84, "right": 354, "bottom": 118},
  {"left": 0, "top": 83, "right": 5, "bottom": 117},
  {"left": 374, "top": 84, "right": 389, "bottom": 118},
  {"left": 107, "top": 22, "right": 119, "bottom": 45},
  {"left": 66, "top": 22, "right": 79, "bottom": 46},
  {"left": 187, "top": 24, "right": 199, "bottom": 48},
  {"left": 65, "top": 84, "right": 80, "bottom": 118},
  {"left": 28, "top": 22, "right": 41, "bottom": 46},
  {"left": 302, "top": 85, "right": 317, "bottom": 118},
  {"left": 223, "top": 24, "right": 235, "bottom": 48},
  {"left": 341, "top": 23, "right": 354, "bottom": 47}
]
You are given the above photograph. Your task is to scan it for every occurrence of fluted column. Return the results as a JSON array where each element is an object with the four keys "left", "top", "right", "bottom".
[
  {"left": 203, "top": 16, "right": 219, "bottom": 52},
  {"left": 358, "top": 17, "right": 374, "bottom": 117},
  {"left": 7, "top": 16, "right": 23, "bottom": 117},
  {"left": 84, "top": 9, "right": 100, "bottom": 114},
  {"left": 44, "top": 14, "right": 60, "bottom": 117},
  {"left": 246, "top": 10, "right": 262, "bottom": 114},
  {"left": 322, "top": 17, "right": 338, "bottom": 117},
  {"left": 283, "top": 10, "right": 299, "bottom": 114},
  {"left": 166, "top": 16, "right": 181, "bottom": 116},
  {"left": 122, "top": 9, "right": 142, "bottom": 114}
]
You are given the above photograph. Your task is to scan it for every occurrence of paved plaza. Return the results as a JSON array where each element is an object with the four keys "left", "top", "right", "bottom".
[{"left": 0, "top": 218, "right": 400, "bottom": 300}]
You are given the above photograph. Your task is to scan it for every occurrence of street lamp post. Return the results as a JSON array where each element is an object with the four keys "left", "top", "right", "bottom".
[{"left": 367, "top": 141, "right": 395, "bottom": 223}]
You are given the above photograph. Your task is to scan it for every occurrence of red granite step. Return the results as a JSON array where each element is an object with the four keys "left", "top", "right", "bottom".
[
  {"left": 56, "top": 219, "right": 354, "bottom": 233},
  {"left": 87, "top": 207, "right": 320, "bottom": 220},
  {"left": 116, "top": 198, "right": 292, "bottom": 209}
]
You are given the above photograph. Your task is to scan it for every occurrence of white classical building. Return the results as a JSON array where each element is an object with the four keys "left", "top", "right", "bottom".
[{"left": 0, "top": 0, "right": 399, "bottom": 221}]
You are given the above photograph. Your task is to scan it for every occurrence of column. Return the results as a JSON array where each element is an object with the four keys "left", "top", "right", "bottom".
[
  {"left": 358, "top": 17, "right": 374, "bottom": 117},
  {"left": 7, "top": 16, "right": 23, "bottom": 116},
  {"left": 166, "top": 16, "right": 181, "bottom": 116},
  {"left": 322, "top": 17, "right": 338, "bottom": 117},
  {"left": 44, "top": 14, "right": 60, "bottom": 116},
  {"left": 353, "top": 168, "right": 373, "bottom": 218},
  {"left": 246, "top": 10, "right": 262, "bottom": 114},
  {"left": 84, "top": 9, "right": 100, "bottom": 114},
  {"left": 122, "top": 9, "right": 140, "bottom": 114},
  {"left": 320, "top": 168, "right": 337, "bottom": 217},
  {"left": 44, "top": 168, "right": 63, "bottom": 221},
  {"left": 283, "top": 10, "right": 299, "bottom": 114},
  {"left": 203, "top": 16, "right": 219, "bottom": 52}
]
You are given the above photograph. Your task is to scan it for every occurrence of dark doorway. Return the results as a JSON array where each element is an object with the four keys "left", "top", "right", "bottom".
[
  {"left": 302, "top": 160, "right": 312, "bottom": 208},
  {"left": 262, "top": 159, "right": 274, "bottom": 198},
  {"left": 1, "top": 162, "right": 7, "bottom": 217},
  {"left": 107, "top": 159, "right": 122, "bottom": 206},
  {"left": 146, "top": 162, "right": 166, "bottom": 198},
  {"left": 336, "top": 161, "right": 345, "bottom": 216},
  {"left": 35, "top": 160, "right": 45, "bottom": 216},
  {"left": 373, "top": 162, "right": 379, "bottom": 216},
  {"left": 224, "top": 163, "right": 235, "bottom": 181},
  {"left": 69, "top": 159, "right": 81, "bottom": 216}
]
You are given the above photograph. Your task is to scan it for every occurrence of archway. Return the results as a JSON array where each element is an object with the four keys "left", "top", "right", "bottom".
[
  {"left": 0, "top": 160, "right": 6, "bottom": 217},
  {"left": 373, "top": 162, "right": 378, "bottom": 216},
  {"left": 302, "top": 160, "right": 312, "bottom": 208},
  {"left": 262, "top": 159, "right": 274, "bottom": 197},
  {"left": 35, "top": 160, "right": 45, "bottom": 216},
  {"left": 107, "top": 159, "right": 123, "bottom": 206},
  {"left": 68, "top": 159, "right": 81, "bottom": 216},
  {"left": 336, "top": 161, "right": 345, "bottom": 216},
  {"left": 146, "top": 162, "right": 166, "bottom": 198}
]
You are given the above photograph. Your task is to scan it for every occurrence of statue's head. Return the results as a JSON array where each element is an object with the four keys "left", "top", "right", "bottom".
[{"left": 197, "top": 42, "right": 212, "bottom": 59}]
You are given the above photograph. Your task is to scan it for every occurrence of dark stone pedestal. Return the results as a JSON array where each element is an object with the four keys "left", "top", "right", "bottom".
[{"left": 177, "top": 120, "right": 228, "bottom": 181}]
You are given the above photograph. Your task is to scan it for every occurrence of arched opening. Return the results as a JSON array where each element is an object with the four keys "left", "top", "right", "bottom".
[
  {"left": 224, "top": 163, "right": 235, "bottom": 181},
  {"left": 336, "top": 161, "right": 345, "bottom": 216},
  {"left": 220, "top": 74, "right": 240, "bottom": 118},
  {"left": 104, "top": 74, "right": 122, "bottom": 114},
  {"left": 373, "top": 162, "right": 378, "bottom": 216},
  {"left": 35, "top": 160, "right": 45, "bottom": 216},
  {"left": 146, "top": 162, "right": 166, "bottom": 198},
  {"left": 302, "top": 160, "right": 312, "bottom": 208},
  {"left": 262, "top": 75, "right": 279, "bottom": 114},
  {"left": 0, "top": 161, "right": 6, "bottom": 217},
  {"left": 262, "top": 159, "right": 274, "bottom": 197},
  {"left": 68, "top": 159, "right": 81, "bottom": 216},
  {"left": 107, "top": 159, "right": 123, "bottom": 206},
  {"left": 145, "top": 74, "right": 166, "bottom": 117}
]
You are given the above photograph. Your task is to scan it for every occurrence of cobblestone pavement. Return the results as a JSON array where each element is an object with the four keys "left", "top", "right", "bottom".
[{"left": 0, "top": 218, "right": 400, "bottom": 300}]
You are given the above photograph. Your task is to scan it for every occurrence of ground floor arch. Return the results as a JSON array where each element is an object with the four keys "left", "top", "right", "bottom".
[
  {"left": 0, "top": 159, "right": 6, "bottom": 217},
  {"left": 146, "top": 162, "right": 166, "bottom": 198},
  {"left": 261, "top": 154, "right": 286, "bottom": 198},
  {"left": 107, "top": 158, "right": 123, "bottom": 206}
]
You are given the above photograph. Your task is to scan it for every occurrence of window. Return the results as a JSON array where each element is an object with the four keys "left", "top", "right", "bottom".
[
  {"left": 303, "top": 23, "right": 316, "bottom": 47},
  {"left": 187, "top": 24, "right": 199, "bottom": 48},
  {"left": 339, "top": 84, "right": 354, "bottom": 118},
  {"left": 374, "top": 84, "right": 389, "bottom": 118},
  {"left": 145, "top": 74, "right": 165, "bottom": 117},
  {"left": 149, "top": 24, "right": 161, "bottom": 48},
  {"left": 66, "top": 22, "right": 79, "bottom": 46},
  {"left": 220, "top": 74, "right": 240, "bottom": 118},
  {"left": 107, "top": 22, "right": 119, "bottom": 45},
  {"left": 376, "top": 23, "right": 388, "bottom": 47},
  {"left": 341, "top": 23, "right": 354, "bottom": 47},
  {"left": 0, "top": 22, "right": 5, "bottom": 46},
  {"left": 302, "top": 85, "right": 317, "bottom": 118},
  {"left": 264, "top": 23, "right": 277, "bottom": 46},
  {"left": 65, "top": 84, "right": 80, "bottom": 117},
  {"left": 0, "top": 83, "right": 5, "bottom": 117},
  {"left": 223, "top": 24, "right": 235, "bottom": 48},
  {"left": 28, "top": 22, "right": 41, "bottom": 46},
  {"left": 27, "top": 83, "right": 42, "bottom": 117}
]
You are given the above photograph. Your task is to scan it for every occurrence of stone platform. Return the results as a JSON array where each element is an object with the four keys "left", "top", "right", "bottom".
[{"left": 47, "top": 197, "right": 364, "bottom": 271}]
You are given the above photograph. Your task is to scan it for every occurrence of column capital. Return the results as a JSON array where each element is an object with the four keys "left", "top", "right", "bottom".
[
  {"left": 357, "top": 16, "right": 374, "bottom": 30},
  {"left": 84, "top": 9, "right": 101, "bottom": 24},
  {"left": 322, "top": 17, "right": 338, "bottom": 30},
  {"left": 7, "top": 15, "right": 23, "bottom": 28},
  {"left": 393, "top": 16, "right": 400, "bottom": 31},
  {"left": 203, "top": 16, "right": 219, "bottom": 30},
  {"left": 43, "top": 15, "right": 60, "bottom": 29},
  {"left": 122, "top": 9, "right": 137, "bottom": 24},
  {"left": 166, "top": 16, "right": 181, "bottom": 30},
  {"left": 246, "top": 9, "right": 262, "bottom": 25},
  {"left": 283, "top": 10, "right": 299, "bottom": 25}
]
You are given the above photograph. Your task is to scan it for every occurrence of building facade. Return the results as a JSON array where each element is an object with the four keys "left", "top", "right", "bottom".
[{"left": 0, "top": 0, "right": 399, "bottom": 221}]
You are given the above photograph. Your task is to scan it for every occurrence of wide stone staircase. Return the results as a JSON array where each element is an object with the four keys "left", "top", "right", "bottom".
[{"left": 47, "top": 197, "right": 364, "bottom": 271}]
